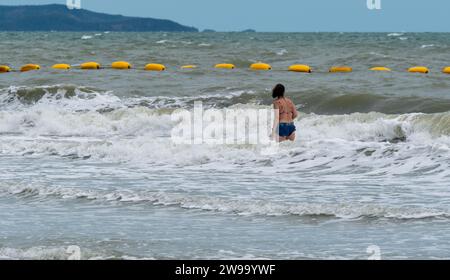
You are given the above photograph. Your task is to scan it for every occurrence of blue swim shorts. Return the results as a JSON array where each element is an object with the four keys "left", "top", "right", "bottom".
[{"left": 277, "top": 123, "right": 296, "bottom": 137}]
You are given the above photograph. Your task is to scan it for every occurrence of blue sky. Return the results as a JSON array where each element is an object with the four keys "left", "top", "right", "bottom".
[{"left": 1, "top": 0, "right": 450, "bottom": 32}]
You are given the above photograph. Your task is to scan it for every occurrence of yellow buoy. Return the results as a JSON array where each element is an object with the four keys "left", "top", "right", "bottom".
[
  {"left": 370, "top": 67, "right": 391, "bottom": 72},
  {"left": 20, "top": 64, "right": 41, "bottom": 72},
  {"left": 442, "top": 67, "right": 450, "bottom": 74},
  {"left": 112, "top": 61, "right": 132, "bottom": 70},
  {"left": 52, "top": 64, "right": 71, "bottom": 70},
  {"left": 145, "top": 64, "right": 166, "bottom": 71},
  {"left": 215, "top": 63, "right": 235, "bottom": 69},
  {"left": 250, "top": 62, "right": 271, "bottom": 71},
  {"left": 408, "top": 66, "right": 429, "bottom": 74},
  {"left": 81, "top": 62, "right": 101, "bottom": 70},
  {"left": 0, "top": 65, "right": 11, "bottom": 73},
  {"left": 288, "top": 64, "right": 312, "bottom": 73},
  {"left": 329, "top": 66, "right": 352, "bottom": 73},
  {"left": 181, "top": 65, "right": 197, "bottom": 69}
]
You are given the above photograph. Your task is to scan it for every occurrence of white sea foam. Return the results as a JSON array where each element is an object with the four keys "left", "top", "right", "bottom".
[
  {"left": 421, "top": 44, "right": 435, "bottom": 49},
  {"left": 81, "top": 35, "right": 93, "bottom": 40},
  {"left": 387, "top": 33, "right": 404, "bottom": 37},
  {"left": 276, "top": 49, "right": 288, "bottom": 56},
  {"left": 0, "top": 247, "right": 73, "bottom": 260},
  {"left": 0, "top": 246, "right": 137, "bottom": 260},
  {"left": 1, "top": 183, "right": 448, "bottom": 220}
]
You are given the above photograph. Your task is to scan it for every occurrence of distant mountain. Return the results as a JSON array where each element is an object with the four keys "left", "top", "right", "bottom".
[{"left": 0, "top": 4, "right": 198, "bottom": 32}]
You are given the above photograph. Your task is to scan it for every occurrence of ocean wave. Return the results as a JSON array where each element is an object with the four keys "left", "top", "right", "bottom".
[
  {"left": 300, "top": 112, "right": 450, "bottom": 141},
  {"left": 297, "top": 92, "right": 450, "bottom": 115},
  {"left": 421, "top": 44, "right": 435, "bottom": 49},
  {"left": 0, "top": 246, "right": 141, "bottom": 260},
  {"left": 0, "top": 85, "right": 256, "bottom": 110},
  {"left": 1, "top": 92, "right": 450, "bottom": 170},
  {"left": 3, "top": 84, "right": 450, "bottom": 115},
  {"left": 1, "top": 85, "right": 450, "bottom": 175},
  {"left": 2, "top": 102, "right": 450, "bottom": 142},
  {"left": 0, "top": 246, "right": 75, "bottom": 260},
  {"left": 387, "top": 33, "right": 404, "bottom": 37},
  {"left": 0, "top": 85, "right": 121, "bottom": 111},
  {"left": 276, "top": 49, "right": 288, "bottom": 56},
  {"left": 1, "top": 184, "right": 448, "bottom": 220}
]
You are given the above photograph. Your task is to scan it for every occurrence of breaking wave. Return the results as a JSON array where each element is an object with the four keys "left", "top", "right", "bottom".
[
  {"left": 1, "top": 85, "right": 450, "bottom": 170},
  {"left": 1, "top": 183, "right": 449, "bottom": 221}
]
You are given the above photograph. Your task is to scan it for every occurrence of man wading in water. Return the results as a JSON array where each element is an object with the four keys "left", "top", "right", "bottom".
[{"left": 271, "top": 84, "right": 298, "bottom": 142}]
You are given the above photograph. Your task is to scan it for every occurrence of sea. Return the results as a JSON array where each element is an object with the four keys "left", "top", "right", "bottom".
[{"left": 0, "top": 32, "right": 450, "bottom": 259}]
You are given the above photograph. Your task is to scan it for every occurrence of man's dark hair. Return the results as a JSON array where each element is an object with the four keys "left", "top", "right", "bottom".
[{"left": 272, "top": 84, "right": 285, "bottom": 99}]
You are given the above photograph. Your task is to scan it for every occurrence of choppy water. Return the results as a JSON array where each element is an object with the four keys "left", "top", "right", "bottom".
[{"left": 1, "top": 32, "right": 450, "bottom": 260}]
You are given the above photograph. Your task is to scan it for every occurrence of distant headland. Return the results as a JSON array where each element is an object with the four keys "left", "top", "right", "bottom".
[{"left": 0, "top": 4, "right": 198, "bottom": 32}]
